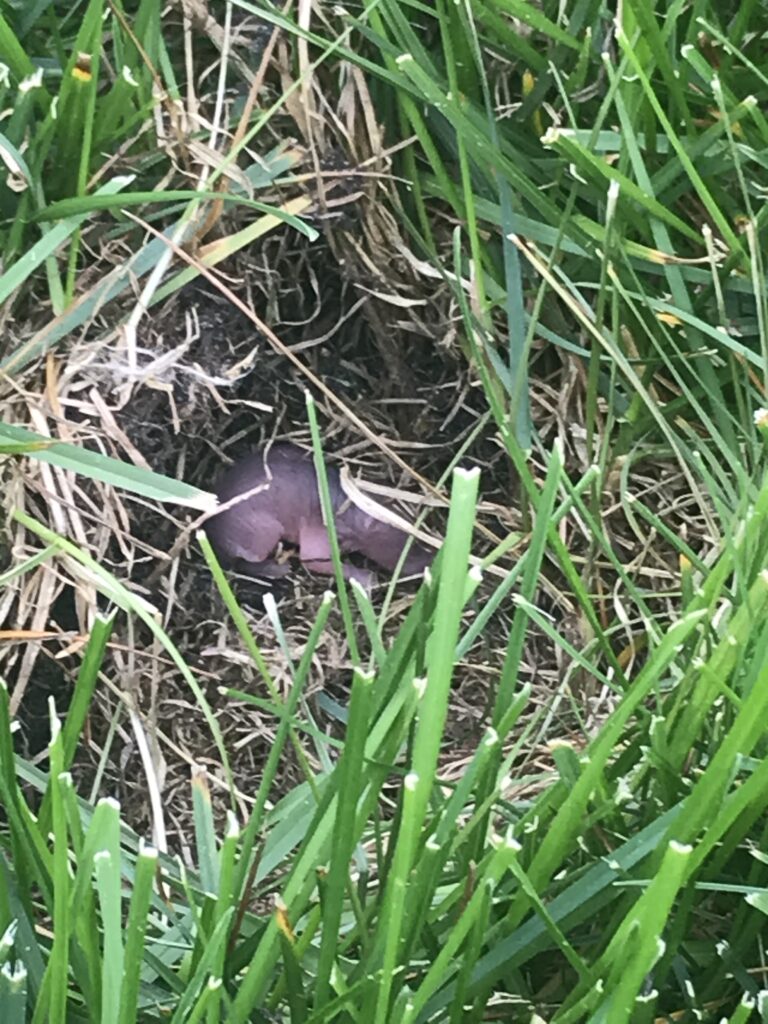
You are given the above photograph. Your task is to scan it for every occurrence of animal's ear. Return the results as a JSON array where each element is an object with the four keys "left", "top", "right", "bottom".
[{"left": 207, "top": 509, "right": 284, "bottom": 563}]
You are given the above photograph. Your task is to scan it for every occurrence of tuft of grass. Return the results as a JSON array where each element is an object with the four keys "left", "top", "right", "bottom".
[{"left": 5, "top": 453, "right": 768, "bottom": 1018}]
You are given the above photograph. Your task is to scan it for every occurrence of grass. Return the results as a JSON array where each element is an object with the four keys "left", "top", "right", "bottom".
[{"left": 2, "top": 0, "right": 768, "bottom": 1022}]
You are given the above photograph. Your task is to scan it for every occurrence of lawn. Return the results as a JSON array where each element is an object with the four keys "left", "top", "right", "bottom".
[{"left": 1, "top": 0, "right": 768, "bottom": 1021}]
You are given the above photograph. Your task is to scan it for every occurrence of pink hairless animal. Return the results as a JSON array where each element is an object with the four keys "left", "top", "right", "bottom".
[{"left": 205, "top": 443, "right": 433, "bottom": 587}]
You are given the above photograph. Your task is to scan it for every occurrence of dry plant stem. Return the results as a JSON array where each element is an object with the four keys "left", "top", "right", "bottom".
[
  {"left": 126, "top": 684, "right": 168, "bottom": 859},
  {"left": 122, "top": 10, "right": 231, "bottom": 373},
  {"left": 190, "top": 1, "right": 290, "bottom": 249},
  {"left": 510, "top": 234, "right": 716, "bottom": 535},
  {"left": 108, "top": 0, "right": 191, "bottom": 170},
  {"left": 176, "top": 0, "right": 258, "bottom": 84}
]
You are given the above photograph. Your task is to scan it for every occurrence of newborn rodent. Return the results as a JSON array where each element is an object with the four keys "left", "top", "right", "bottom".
[{"left": 205, "top": 443, "right": 433, "bottom": 586}]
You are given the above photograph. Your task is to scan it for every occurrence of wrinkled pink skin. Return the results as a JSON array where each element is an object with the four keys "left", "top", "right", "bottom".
[{"left": 205, "top": 444, "right": 433, "bottom": 587}]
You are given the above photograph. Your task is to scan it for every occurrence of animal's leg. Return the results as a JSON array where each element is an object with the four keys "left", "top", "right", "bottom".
[{"left": 298, "top": 522, "right": 375, "bottom": 588}]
